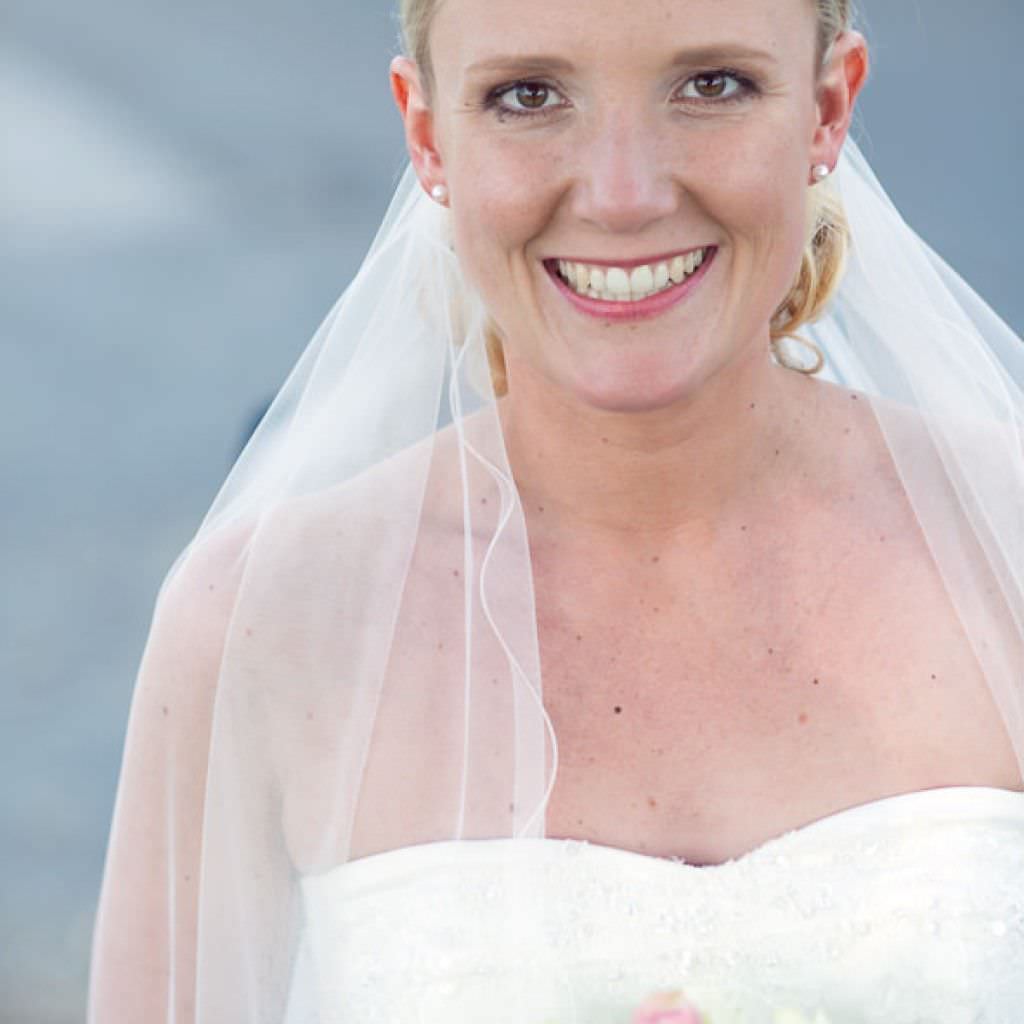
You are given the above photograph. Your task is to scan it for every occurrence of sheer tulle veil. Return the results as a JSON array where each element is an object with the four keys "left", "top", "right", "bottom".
[{"left": 87, "top": 134, "right": 1024, "bottom": 1021}]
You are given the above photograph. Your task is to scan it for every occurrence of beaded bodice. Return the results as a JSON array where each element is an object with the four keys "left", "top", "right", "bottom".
[{"left": 293, "top": 786, "right": 1024, "bottom": 1024}]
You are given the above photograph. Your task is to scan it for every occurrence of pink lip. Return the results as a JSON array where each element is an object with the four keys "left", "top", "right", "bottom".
[{"left": 544, "top": 247, "right": 716, "bottom": 322}]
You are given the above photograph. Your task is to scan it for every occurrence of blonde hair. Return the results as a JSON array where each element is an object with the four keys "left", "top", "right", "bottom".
[
  {"left": 770, "top": 0, "right": 853, "bottom": 373},
  {"left": 399, "top": 0, "right": 854, "bottom": 390}
]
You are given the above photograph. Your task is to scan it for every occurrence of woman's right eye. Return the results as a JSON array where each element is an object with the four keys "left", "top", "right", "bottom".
[{"left": 487, "top": 81, "right": 566, "bottom": 119}]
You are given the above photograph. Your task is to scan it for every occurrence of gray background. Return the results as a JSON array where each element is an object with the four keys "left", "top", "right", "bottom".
[{"left": 3, "top": 2, "right": 1021, "bottom": 1021}]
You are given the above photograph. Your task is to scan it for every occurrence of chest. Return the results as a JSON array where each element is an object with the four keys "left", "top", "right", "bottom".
[{"left": 533, "top": 530, "right": 1021, "bottom": 865}]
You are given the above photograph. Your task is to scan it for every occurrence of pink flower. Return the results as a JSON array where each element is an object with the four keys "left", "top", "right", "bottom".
[{"left": 632, "top": 990, "right": 707, "bottom": 1024}]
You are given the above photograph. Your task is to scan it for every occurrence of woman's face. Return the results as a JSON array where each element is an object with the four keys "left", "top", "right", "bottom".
[{"left": 403, "top": 0, "right": 858, "bottom": 411}]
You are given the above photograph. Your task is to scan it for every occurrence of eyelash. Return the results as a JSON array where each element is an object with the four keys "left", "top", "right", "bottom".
[{"left": 482, "top": 69, "right": 759, "bottom": 122}]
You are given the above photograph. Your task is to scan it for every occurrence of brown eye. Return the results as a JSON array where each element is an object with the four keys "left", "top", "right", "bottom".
[
  {"left": 679, "top": 72, "right": 745, "bottom": 102},
  {"left": 513, "top": 83, "right": 551, "bottom": 109},
  {"left": 490, "top": 81, "right": 564, "bottom": 118},
  {"left": 694, "top": 73, "right": 727, "bottom": 98}
]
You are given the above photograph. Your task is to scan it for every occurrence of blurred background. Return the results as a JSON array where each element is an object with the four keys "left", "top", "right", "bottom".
[{"left": 2, "top": 2, "right": 1021, "bottom": 1020}]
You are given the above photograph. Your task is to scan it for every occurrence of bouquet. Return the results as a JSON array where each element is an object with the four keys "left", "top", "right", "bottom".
[{"left": 633, "top": 990, "right": 833, "bottom": 1024}]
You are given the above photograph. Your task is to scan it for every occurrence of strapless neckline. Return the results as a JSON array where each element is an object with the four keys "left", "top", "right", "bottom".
[
  {"left": 296, "top": 783, "right": 1024, "bottom": 1024},
  {"left": 337, "top": 784, "right": 1024, "bottom": 878}
]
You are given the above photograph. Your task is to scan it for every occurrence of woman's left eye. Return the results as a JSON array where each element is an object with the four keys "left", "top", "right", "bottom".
[{"left": 677, "top": 72, "right": 749, "bottom": 102}]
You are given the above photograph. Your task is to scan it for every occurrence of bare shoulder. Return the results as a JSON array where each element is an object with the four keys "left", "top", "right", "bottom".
[
  {"left": 213, "top": 423, "right": 481, "bottom": 865},
  {"left": 131, "top": 417, "right": 469, "bottom": 739},
  {"left": 135, "top": 519, "right": 254, "bottom": 720},
  {"left": 808, "top": 373, "right": 1019, "bottom": 478},
  {"left": 796, "top": 374, "right": 1009, "bottom": 613},
  {"left": 798, "top": 376, "right": 1023, "bottom": 792}
]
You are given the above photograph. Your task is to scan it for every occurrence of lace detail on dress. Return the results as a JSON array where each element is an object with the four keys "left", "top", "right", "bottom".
[{"left": 294, "top": 787, "right": 1024, "bottom": 1024}]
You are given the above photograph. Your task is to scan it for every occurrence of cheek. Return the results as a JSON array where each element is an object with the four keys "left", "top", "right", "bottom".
[
  {"left": 447, "top": 138, "right": 564, "bottom": 292},
  {"left": 704, "top": 131, "right": 810, "bottom": 302},
  {"left": 711, "top": 126, "right": 806, "bottom": 228}
]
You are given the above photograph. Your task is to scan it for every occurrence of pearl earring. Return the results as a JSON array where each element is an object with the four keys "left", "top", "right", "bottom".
[
  {"left": 812, "top": 164, "right": 831, "bottom": 184},
  {"left": 430, "top": 184, "right": 449, "bottom": 204}
]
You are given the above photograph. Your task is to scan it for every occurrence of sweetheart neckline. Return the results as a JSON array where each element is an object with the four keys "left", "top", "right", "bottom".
[
  {"left": 573, "top": 782, "right": 1024, "bottom": 869},
  {"left": 322, "top": 784, "right": 1024, "bottom": 883}
]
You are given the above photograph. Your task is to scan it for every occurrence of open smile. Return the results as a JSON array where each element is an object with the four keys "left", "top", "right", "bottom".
[{"left": 543, "top": 246, "right": 716, "bottom": 320}]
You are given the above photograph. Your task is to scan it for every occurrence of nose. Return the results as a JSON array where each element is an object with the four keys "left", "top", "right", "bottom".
[{"left": 569, "top": 107, "right": 680, "bottom": 235}]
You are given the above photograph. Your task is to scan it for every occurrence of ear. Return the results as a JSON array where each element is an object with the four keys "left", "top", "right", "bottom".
[
  {"left": 390, "top": 56, "right": 446, "bottom": 198},
  {"left": 809, "top": 31, "right": 869, "bottom": 179}
]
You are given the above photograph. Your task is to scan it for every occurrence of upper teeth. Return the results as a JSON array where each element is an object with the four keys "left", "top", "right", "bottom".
[{"left": 556, "top": 249, "right": 708, "bottom": 302}]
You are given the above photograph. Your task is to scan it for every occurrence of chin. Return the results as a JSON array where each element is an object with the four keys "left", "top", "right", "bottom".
[{"left": 568, "top": 359, "right": 710, "bottom": 414}]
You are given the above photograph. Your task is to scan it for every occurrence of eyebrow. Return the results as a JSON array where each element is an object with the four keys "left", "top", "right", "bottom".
[{"left": 465, "top": 44, "right": 779, "bottom": 77}]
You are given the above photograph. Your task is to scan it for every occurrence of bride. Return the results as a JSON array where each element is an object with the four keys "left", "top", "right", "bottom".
[{"left": 89, "top": 0, "right": 1024, "bottom": 1021}]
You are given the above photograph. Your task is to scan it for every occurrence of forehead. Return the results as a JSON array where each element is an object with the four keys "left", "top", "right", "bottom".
[{"left": 431, "top": 0, "right": 816, "bottom": 79}]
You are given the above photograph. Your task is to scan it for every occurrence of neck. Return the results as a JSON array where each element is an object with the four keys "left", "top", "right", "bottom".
[{"left": 500, "top": 344, "right": 815, "bottom": 545}]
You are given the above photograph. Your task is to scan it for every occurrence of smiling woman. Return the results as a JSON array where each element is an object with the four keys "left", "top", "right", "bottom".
[
  {"left": 89, "top": 1, "right": 1024, "bottom": 1022},
  {"left": 402, "top": 0, "right": 854, "bottom": 398}
]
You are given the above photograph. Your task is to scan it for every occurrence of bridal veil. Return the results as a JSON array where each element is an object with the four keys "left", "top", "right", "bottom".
[{"left": 87, "top": 136, "right": 1024, "bottom": 1021}]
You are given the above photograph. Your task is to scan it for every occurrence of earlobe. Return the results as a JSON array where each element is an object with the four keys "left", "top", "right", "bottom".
[{"left": 390, "top": 56, "right": 447, "bottom": 199}]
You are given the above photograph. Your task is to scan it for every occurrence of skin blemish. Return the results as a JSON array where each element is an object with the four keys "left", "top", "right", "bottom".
[
  {"left": 208, "top": 585, "right": 215, "bottom": 592},
  {"left": 774, "top": 449, "right": 781, "bottom": 457},
  {"left": 576, "top": 633, "right": 583, "bottom": 642},
  {"left": 749, "top": 403, "right": 756, "bottom": 410},
  {"left": 614, "top": 705, "right": 623, "bottom": 714},
  {"left": 799, "top": 712, "right": 809, "bottom": 725},
  {"left": 653, "top": 606, "right": 660, "bottom": 614},
  {"left": 813, "top": 678, "right": 820, "bottom": 685},
  {"left": 851, "top": 394, "right": 860, "bottom": 401},
  {"left": 481, "top": 497, "right": 488, "bottom": 505},
  {"left": 306, "top": 711, "right": 314, "bottom": 721},
  {"left": 538, "top": 506, "right": 546, "bottom": 513},
  {"left": 245, "top": 628, "right": 253, "bottom": 638},
  {"left": 651, "top": 556, "right": 660, "bottom": 564},
  {"left": 453, "top": 569, "right": 460, "bottom": 577},
  {"left": 162, "top": 706, "right": 169, "bottom": 717},
  {"left": 768, "top": 647, "right": 774, "bottom": 655},
  {"left": 648, "top": 797, "right": 658, "bottom": 809}
]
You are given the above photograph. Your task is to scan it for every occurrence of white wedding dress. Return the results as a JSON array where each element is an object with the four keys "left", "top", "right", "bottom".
[{"left": 291, "top": 786, "right": 1024, "bottom": 1024}]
